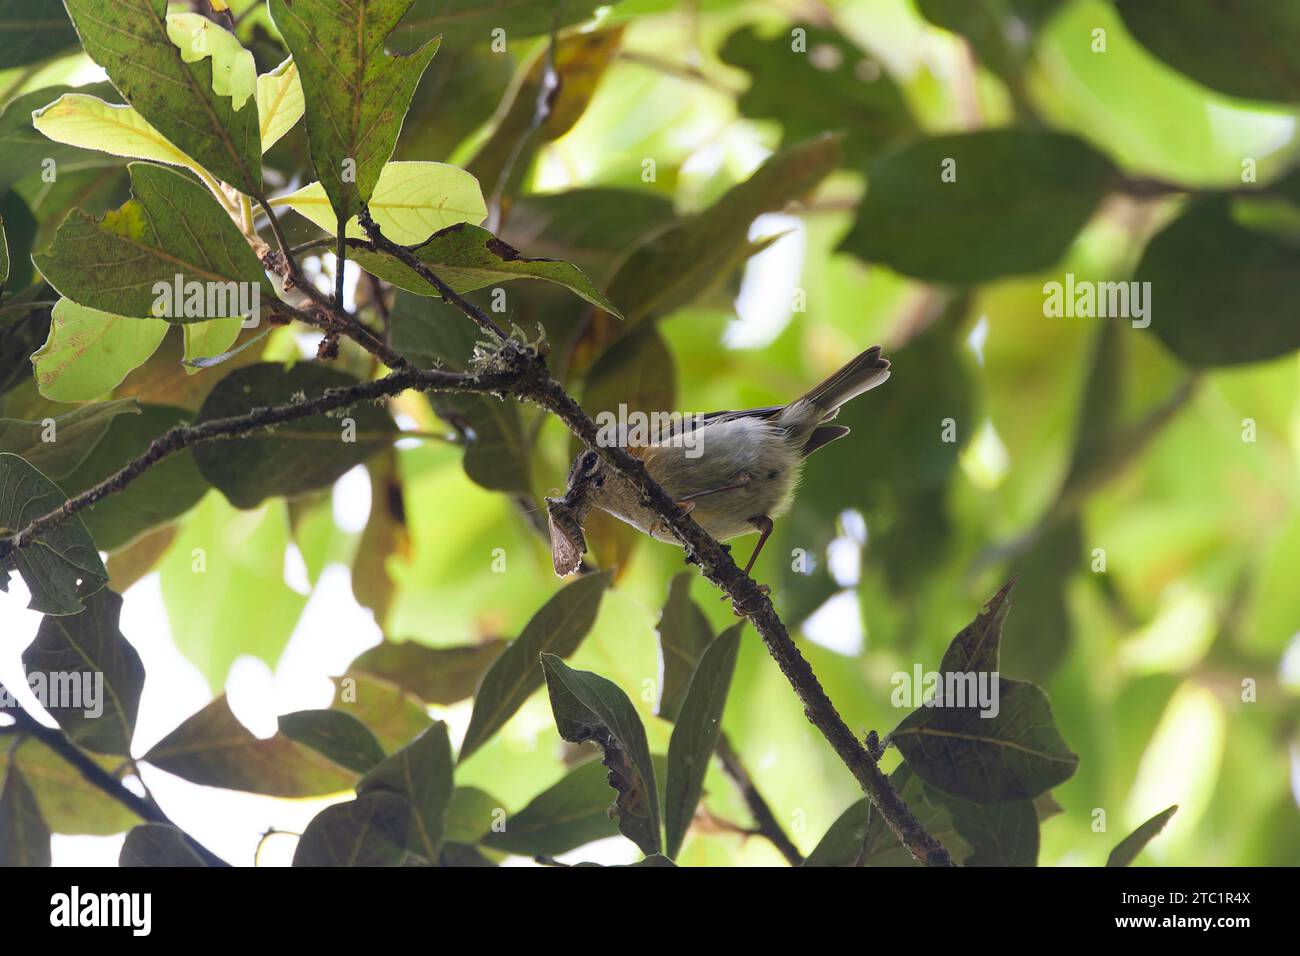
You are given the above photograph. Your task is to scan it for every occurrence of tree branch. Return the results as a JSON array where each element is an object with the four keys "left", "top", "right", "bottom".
[
  {"left": 5, "top": 705, "right": 229, "bottom": 867},
  {"left": 0, "top": 365, "right": 519, "bottom": 562}
]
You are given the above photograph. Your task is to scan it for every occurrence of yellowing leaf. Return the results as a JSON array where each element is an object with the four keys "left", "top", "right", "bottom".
[
  {"left": 32, "top": 93, "right": 202, "bottom": 176},
  {"left": 33, "top": 300, "right": 168, "bottom": 403},
  {"left": 256, "top": 57, "right": 305, "bottom": 153},
  {"left": 165, "top": 12, "right": 256, "bottom": 112},
  {"left": 279, "top": 161, "right": 487, "bottom": 244}
]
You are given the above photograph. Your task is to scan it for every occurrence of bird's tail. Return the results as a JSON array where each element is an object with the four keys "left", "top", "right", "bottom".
[{"left": 795, "top": 345, "right": 891, "bottom": 419}]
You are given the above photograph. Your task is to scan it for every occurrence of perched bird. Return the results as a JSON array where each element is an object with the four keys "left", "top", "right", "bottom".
[{"left": 546, "top": 345, "right": 891, "bottom": 581}]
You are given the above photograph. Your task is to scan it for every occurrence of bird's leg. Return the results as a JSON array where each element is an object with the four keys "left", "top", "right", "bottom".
[
  {"left": 741, "top": 515, "right": 774, "bottom": 578},
  {"left": 675, "top": 472, "right": 753, "bottom": 503},
  {"left": 723, "top": 515, "right": 774, "bottom": 610}
]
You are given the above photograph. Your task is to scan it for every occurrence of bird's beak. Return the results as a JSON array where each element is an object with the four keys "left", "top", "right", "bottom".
[{"left": 545, "top": 491, "right": 590, "bottom": 577}]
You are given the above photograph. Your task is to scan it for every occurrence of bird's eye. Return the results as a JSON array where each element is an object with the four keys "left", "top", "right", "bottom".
[{"left": 581, "top": 451, "right": 599, "bottom": 474}]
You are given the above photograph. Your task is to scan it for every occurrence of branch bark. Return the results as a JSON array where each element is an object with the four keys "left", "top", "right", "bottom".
[{"left": 5, "top": 705, "right": 229, "bottom": 867}]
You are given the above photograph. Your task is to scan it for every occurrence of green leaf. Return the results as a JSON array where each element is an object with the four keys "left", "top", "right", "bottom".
[
  {"left": 0, "top": 0, "right": 79, "bottom": 69},
  {"left": 664, "top": 623, "right": 742, "bottom": 858},
  {"left": 0, "top": 215, "right": 8, "bottom": 287},
  {"left": 119, "top": 823, "right": 207, "bottom": 866},
  {"left": 917, "top": 0, "right": 1062, "bottom": 92},
  {"left": 32, "top": 93, "right": 205, "bottom": 178},
  {"left": 142, "top": 695, "right": 357, "bottom": 797},
  {"left": 803, "top": 765, "right": 968, "bottom": 867},
  {"left": 0, "top": 452, "right": 108, "bottom": 616},
  {"left": 158, "top": 495, "right": 307, "bottom": 689},
  {"left": 0, "top": 398, "right": 140, "bottom": 481},
  {"left": 540, "top": 654, "right": 661, "bottom": 855},
  {"left": 191, "top": 362, "right": 396, "bottom": 509},
  {"left": 331, "top": 673, "right": 433, "bottom": 754},
  {"left": 922, "top": 782, "right": 1039, "bottom": 866},
  {"left": 292, "top": 791, "right": 410, "bottom": 867},
  {"left": 718, "top": 25, "right": 916, "bottom": 166},
  {"left": 939, "top": 578, "right": 1015, "bottom": 675},
  {"left": 268, "top": 0, "right": 439, "bottom": 224},
  {"left": 1116, "top": 1, "right": 1300, "bottom": 103},
  {"left": 256, "top": 57, "right": 305, "bottom": 154},
  {"left": 357, "top": 722, "right": 454, "bottom": 862},
  {"left": 32, "top": 300, "right": 168, "bottom": 403},
  {"left": 0, "top": 762, "right": 51, "bottom": 866},
  {"left": 1107, "top": 805, "right": 1178, "bottom": 867},
  {"left": 62, "top": 0, "right": 261, "bottom": 194},
  {"left": 606, "top": 135, "right": 842, "bottom": 325},
  {"left": 389, "top": 290, "right": 531, "bottom": 494},
  {"left": 890, "top": 581, "right": 1078, "bottom": 801},
  {"left": 500, "top": 188, "right": 677, "bottom": 285},
  {"left": 353, "top": 222, "right": 620, "bottom": 315},
  {"left": 466, "top": 28, "right": 624, "bottom": 204},
  {"left": 57, "top": 404, "right": 207, "bottom": 552},
  {"left": 459, "top": 571, "right": 611, "bottom": 762},
  {"left": 278, "top": 709, "right": 387, "bottom": 774},
  {"left": 840, "top": 130, "right": 1117, "bottom": 283},
  {"left": 33, "top": 163, "right": 272, "bottom": 322},
  {"left": 280, "top": 161, "right": 486, "bottom": 244},
  {"left": 891, "top": 680, "right": 1078, "bottom": 802},
  {"left": 445, "top": 786, "right": 502, "bottom": 845},
  {"left": 1136, "top": 197, "right": 1300, "bottom": 367},
  {"left": 347, "top": 638, "right": 508, "bottom": 707},
  {"left": 0, "top": 303, "right": 52, "bottom": 400},
  {"left": 0, "top": 737, "right": 140, "bottom": 835},
  {"left": 394, "top": 0, "right": 609, "bottom": 49},
  {"left": 482, "top": 759, "right": 618, "bottom": 856},
  {"left": 21, "top": 589, "right": 145, "bottom": 756},
  {"left": 654, "top": 573, "right": 714, "bottom": 721}
]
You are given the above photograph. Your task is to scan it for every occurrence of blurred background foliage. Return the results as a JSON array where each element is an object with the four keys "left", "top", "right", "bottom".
[{"left": 2, "top": 0, "right": 1299, "bottom": 866}]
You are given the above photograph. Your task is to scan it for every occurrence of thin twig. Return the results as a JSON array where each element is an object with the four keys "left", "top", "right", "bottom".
[
  {"left": 0, "top": 365, "right": 517, "bottom": 559},
  {"left": 355, "top": 206, "right": 509, "bottom": 341},
  {"left": 7, "top": 706, "right": 229, "bottom": 867}
]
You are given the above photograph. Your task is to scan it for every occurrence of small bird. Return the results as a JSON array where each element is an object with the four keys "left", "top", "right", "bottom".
[{"left": 546, "top": 345, "right": 891, "bottom": 582}]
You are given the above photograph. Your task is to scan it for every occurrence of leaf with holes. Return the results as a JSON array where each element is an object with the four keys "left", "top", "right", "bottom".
[
  {"left": 0, "top": 453, "right": 108, "bottom": 616},
  {"left": 540, "top": 654, "right": 661, "bottom": 855}
]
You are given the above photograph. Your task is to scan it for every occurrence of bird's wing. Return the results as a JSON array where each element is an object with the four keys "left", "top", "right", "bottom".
[{"left": 651, "top": 405, "right": 785, "bottom": 444}]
